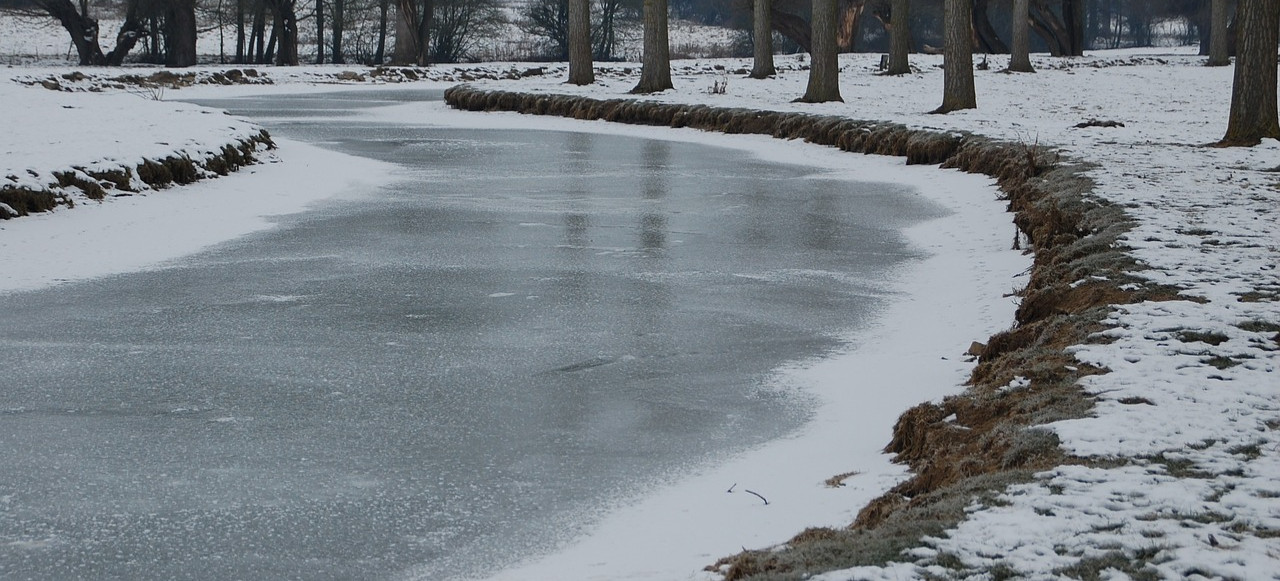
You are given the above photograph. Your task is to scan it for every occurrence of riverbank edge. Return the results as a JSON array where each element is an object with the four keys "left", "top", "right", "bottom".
[
  {"left": 443, "top": 85, "right": 1184, "bottom": 578},
  {"left": 0, "top": 129, "right": 275, "bottom": 220}
]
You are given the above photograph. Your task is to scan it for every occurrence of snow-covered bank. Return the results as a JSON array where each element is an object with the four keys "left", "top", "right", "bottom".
[
  {"left": 448, "top": 50, "right": 1279, "bottom": 579},
  {"left": 0, "top": 138, "right": 392, "bottom": 294}
]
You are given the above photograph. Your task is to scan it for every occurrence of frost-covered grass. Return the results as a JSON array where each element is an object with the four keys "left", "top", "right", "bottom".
[{"left": 1, "top": 42, "right": 1276, "bottom": 580}]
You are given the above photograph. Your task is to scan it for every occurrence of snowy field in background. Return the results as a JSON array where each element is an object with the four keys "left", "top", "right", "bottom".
[{"left": 2, "top": 38, "right": 1278, "bottom": 581}]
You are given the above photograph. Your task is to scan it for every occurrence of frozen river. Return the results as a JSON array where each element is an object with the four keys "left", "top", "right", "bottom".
[{"left": 0, "top": 89, "right": 945, "bottom": 580}]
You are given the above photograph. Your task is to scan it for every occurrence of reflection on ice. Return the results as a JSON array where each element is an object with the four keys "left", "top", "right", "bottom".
[{"left": 0, "top": 89, "right": 946, "bottom": 581}]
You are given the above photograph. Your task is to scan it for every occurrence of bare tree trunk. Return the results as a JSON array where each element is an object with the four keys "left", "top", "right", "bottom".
[
  {"left": 235, "top": 0, "right": 246, "bottom": 63},
  {"left": 1009, "top": 0, "right": 1034, "bottom": 72},
  {"left": 1030, "top": 0, "right": 1082, "bottom": 56},
  {"left": 631, "top": 0, "right": 672, "bottom": 93},
  {"left": 1065, "top": 0, "right": 1085, "bottom": 53},
  {"left": 393, "top": 0, "right": 430, "bottom": 65},
  {"left": 165, "top": 0, "right": 198, "bottom": 67},
  {"left": 394, "top": 1, "right": 413, "bottom": 64},
  {"left": 567, "top": 0, "right": 594, "bottom": 84},
  {"left": 34, "top": 0, "right": 108, "bottom": 65},
  {"left": 799, "top": 0, "right": 842, "bottom": 102},
  {"left": 374, "top": 0, "right": 388, "bottom": 63},
  {"left": 267, "top": 0, "right": 298, "bottom": 65},
  {"left": 973, "top": 0, "right": 1009, "bottom": 53},
  {"left": 835, "top": 0, "right": 864, "bottom": 52},
  {"left": 252, "top": 3, "right": 267, "bottom": 63},
  {"left": 315, "top": 0, "right": 324, "bottom": 63},
  {"left": 770, "top": 7, "right": 811, "bottom": 54},
  {"left": 885, "top": 0, "right": 910, "bottom": 75},
  {"left": 332, "top": 0, "right": 345, "bottom": 64},
  {"left": 750, "top": 0, "right": 776, "bottom": 78},
  {"left": 1222, "top": 0, "right": 1280, "bottom": 145},
  {"left": 1207, "top": 0, "right": 1230, "bottom": 66},
  {"left": 935, "top": 0, "right": 975, "bottom": 113}
]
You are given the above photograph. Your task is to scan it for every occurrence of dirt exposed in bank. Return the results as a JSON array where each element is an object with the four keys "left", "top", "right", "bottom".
[
  {"left": 0, "top": 130, "right": 274, "bottom": 220},
  {"left": 443, "top": 85, "right": 1192, "bottom": 579}
]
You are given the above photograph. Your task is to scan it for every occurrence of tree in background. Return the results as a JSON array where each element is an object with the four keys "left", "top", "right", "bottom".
[
  {"left": 331, "top": 0, "right": 345, "bottom": 63},
  {"left": 934, "top": 0, "right": 974, "bottom": 112},
  {"left": 395, "top": 0, "right": 432, "bottom": 65},
  {"left": 567, "top": 0, "right": 593, "bottom": 83},
  {"left": 836, "top": 0, "right": 866, "bottom": 52},
  {"left": 1031, "top": 0, "right": 1085, "bottom": 56},
  {"left": 749, "top": 0, "right": 775, "bottom": 78},
  {"left": 631, "top": 0, "right": 672, "bottom": 93},
  {"left": 523, "top": 0, "right": 629, "bottom": 62},
  {"left": 1221, "top": 0, "right": 1279, "bottom": 145},
  {"left": 798, "top": 0, "right": 841, "bottom": 102},
  {"left": 164, "top": 0, "right": 198, "bottom": 66},
  {"left": 883, "top": 0, "right": 910, "bottom": 75},
  {"left": 315, "top": 0, "right": 324, "bottom": 62},
  {"left": 431, "top": 0, "right": 503, "bottom": 62},
  {"left": 374, "top": 0, "right": 390, "bottom": 63},
  {"left": 1008, "top": 0, "right": 1034, "bottom": 72},
  {"left": 22, "top": 0, "right": 147, "bottom": 65},
  {"left": 972, "top": 0, "right": 1007, "bottom": 53},
  {"left": 1205, "top": 0, "right": 1228, "bottom": 66},
  {"left": 263, "top": 0, "right": 298, "bottom": 64}
]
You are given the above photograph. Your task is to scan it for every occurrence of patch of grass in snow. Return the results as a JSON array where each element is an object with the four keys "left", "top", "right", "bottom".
[
  {"left": 1054, "top": 548, "right": 1165, "bottom": 581},
  {"left": 1236, "top": 320, "right": 1280, "bottom": 334},
  {"left": 1236, "top": 288, "right": 1280, "bottom": 303},
  {"left": 1201, "top": 355, "right": 1245, "bottom": 369},
  {"left": 1225, "top": 442, "right": 1263, "bottom": 460},
  {"left": 1144, "top": 453, "right": 1216, "bottom": 478},
  {"left": 1174, "top": 330, "right": 1230, "bottom": 346}
]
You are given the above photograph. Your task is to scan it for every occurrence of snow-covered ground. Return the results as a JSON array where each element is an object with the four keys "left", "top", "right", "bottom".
[{"left": 2, "top": 44, "right": 1278, "bottom": 580}]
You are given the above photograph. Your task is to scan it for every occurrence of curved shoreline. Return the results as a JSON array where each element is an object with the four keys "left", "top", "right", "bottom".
[{"left": 442, "top": 85, "right": 1173, "bottom": 577}]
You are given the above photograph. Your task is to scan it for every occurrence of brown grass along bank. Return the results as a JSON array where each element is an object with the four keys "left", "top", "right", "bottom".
[
  {"left": 444, "top": 85, "right": 1193, "bottom": 579},
  {"left": 0, "top": 130, "right": 274, "bottom": 220}
]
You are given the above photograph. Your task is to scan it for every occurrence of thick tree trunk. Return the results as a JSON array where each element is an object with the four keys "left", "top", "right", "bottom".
[
  {"left": 394, "top": 0, "right": 430, "bottom": 65},
  {"left": 165, "top": 0, "right": 198, "bottom": 67},
  {"left": 333, "top": 0, "right": 345, "bottom": 64},
  {"left": 935, "top": 0, "right": 976, "bottom": 113},
  {"left": 974, "top": 0, "right": 1009, "bottom": 54},
  {"left": 799, "top": 0, "right": 842, "bottom": 102},
  {"left": 1222, "top": 0, "right": 1280, "bottom": 145},
  {"left": 1207, "top": 0, "right": 1230, "bottom": 66},
  {"left": 567, "top": 0, "right": 594, "bottom": 84},
  {"left": 885, "top": 0, "right": 910, "bottom": 75},
  {"left": 631, "top": 0, "right": 672, "bottom": 93},
  {"left": 750, "top": 0, "right": 776, "bottom": 78},
  {"left": 1009, "top": 0, "right": 1034, "bottom": 72}
]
